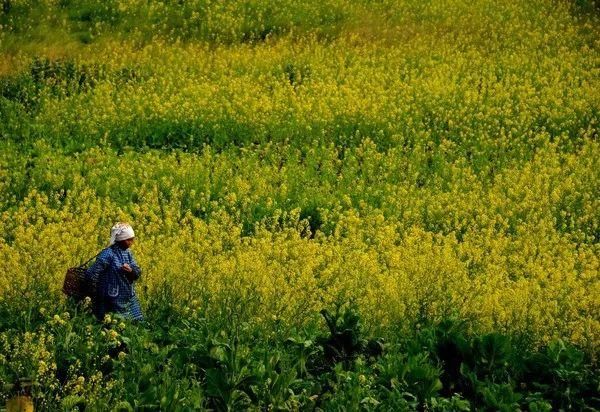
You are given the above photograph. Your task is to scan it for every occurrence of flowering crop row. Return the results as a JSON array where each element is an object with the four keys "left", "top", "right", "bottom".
[{"left": 0, "top": 138, "right": 598, "bottom": 350}]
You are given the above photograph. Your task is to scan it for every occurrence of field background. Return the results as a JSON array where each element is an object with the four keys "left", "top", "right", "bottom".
[{"left": 0, "top": 0, "right": 599, "bottom": 410}]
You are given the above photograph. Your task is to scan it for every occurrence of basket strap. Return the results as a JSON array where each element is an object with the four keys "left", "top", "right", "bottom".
[{"left": 79, "top": 248, "right": 107, "bottom": 267}]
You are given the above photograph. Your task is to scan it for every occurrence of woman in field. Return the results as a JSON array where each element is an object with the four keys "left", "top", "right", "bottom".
[{"left": 85, "top": 222, "right": 143, "bottom": 321}]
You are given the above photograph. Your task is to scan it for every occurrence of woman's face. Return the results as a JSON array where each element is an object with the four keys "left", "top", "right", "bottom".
[{"left": 119, "top": 237, "right": 135, "bottom": 249}]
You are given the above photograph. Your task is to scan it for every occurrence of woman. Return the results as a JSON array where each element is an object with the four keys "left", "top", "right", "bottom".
[{"left": 86, "top": 222, "right": 143, "bottom": 321}]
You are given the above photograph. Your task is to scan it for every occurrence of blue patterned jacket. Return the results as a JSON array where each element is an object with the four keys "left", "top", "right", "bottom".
[{"left": 85, "top": 244, "right": 142, "bottom": 300}]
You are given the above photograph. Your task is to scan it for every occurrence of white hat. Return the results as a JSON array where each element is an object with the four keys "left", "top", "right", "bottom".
[{"left": 109, "top": 222, "right": 135, "bottom": 246}]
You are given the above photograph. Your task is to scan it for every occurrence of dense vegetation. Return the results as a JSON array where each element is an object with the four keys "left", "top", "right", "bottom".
[{"left": 1, "top": 0, "right": 599, "bottom": 409}]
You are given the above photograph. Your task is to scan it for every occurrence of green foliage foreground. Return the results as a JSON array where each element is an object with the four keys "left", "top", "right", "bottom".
[{"left": 1, "top": 291, "right": 599, "bottom": 411}]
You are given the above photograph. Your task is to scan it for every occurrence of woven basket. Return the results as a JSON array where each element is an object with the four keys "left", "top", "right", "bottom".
[
  {"left": 63, "top": 251, "right": 102, "bottom": 300},
  {"left": 62, "top": 265, "right": 89, "bottom": 300}
]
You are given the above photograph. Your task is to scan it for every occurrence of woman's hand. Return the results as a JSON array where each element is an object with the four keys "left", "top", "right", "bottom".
[{"left": 122, "top": 263, "right": 136, "bottom": 282}]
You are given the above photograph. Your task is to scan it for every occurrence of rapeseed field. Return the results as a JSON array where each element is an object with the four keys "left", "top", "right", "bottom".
[{"left": 1, "top": 0, "right": 598, "bottom": 409}]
